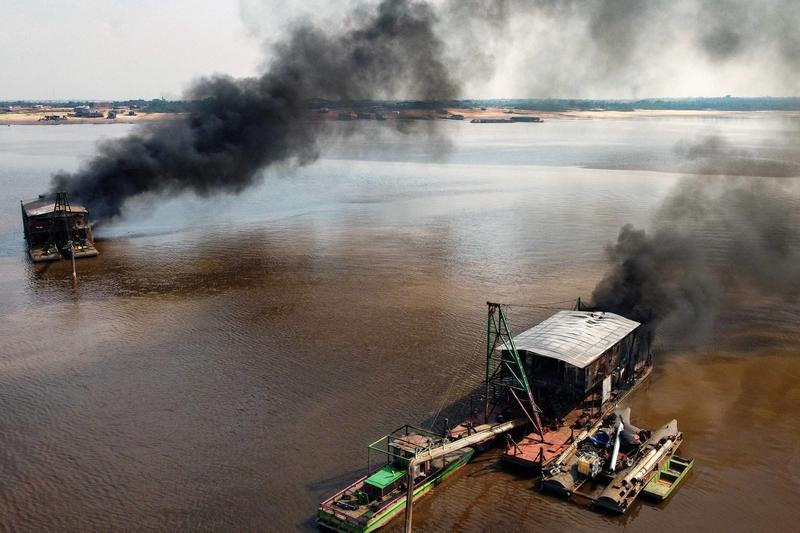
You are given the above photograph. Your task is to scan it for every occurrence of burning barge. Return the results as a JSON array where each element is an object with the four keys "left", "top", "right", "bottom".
[
  {"left": 21, "top": 192, "right": 98, "bottom": 262},
  {"left": 318, "top": 302, "right": 690, "bottom": 531},
  {"left": 496, "top": 307, "right": 651, "bottom": 470}
]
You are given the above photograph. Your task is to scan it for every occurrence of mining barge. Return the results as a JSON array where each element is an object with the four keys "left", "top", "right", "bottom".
[
  {"left": 495, "top": 307, "right": 652, "bottom": 470},
  {"left": 21, "top": 192, "right": 98, "bottom": 262},
  {"left": 317, "top": 302, "right": 689, "bottom": 532}
]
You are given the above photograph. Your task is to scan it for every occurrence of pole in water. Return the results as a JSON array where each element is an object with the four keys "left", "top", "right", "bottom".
[
  {"left": 403, "top": 462, "right": 415, "bottom": 533},
  {"left": 70, "top": 241, "right": 77, "bottom": 287}
]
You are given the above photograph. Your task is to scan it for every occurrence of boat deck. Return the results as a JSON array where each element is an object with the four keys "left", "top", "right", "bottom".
[
  {"left": 71, "top": 245, "right": 99, "bottom": 259},
  {"left": 503, "top": 367, "right": 653, "bottom": 469},
  {"left": 318, "top": 447, "right": 474, "bottom": 532},
  {"left": 29, "top": 243, "right": 99, "bottom": 262},
  {"left": 642, "top": 455, "right": 694, "bottom": 500},
  {"left": 503, "top": 408, "right": 584, "bottom": 468},
  {"left": 30, "top": 247, "right": 63, "bottom": 262}
]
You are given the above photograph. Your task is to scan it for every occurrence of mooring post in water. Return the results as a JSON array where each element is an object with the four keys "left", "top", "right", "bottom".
[
  {"left": 70, "top": 241, "right": 77, "bottom": 287},
  {"left": 403, "top": 462, "right": 415, "bottom": 533}
]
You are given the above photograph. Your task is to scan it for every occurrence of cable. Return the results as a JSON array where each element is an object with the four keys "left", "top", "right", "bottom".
[{"left": 501, "top": 298, "right": 579, "bottom": 309}]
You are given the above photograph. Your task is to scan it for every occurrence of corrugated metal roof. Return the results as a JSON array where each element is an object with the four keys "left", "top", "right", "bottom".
[
  {"left": 22, "top": 198, "right": 88, "bottom": 217},
  {"left": 508, "top": 310, "right": 639, "bottom": 369}
]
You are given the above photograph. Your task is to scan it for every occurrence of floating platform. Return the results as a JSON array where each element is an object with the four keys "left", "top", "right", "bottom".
[
  {"left": 21, "top": 193, "right": 99, "bottom": 263},
  {"left": 542, "top": 409, "right": 686, "bottom": 515},
  {"left": 500, "top": 310, "right": 653, "bottom": 470}
]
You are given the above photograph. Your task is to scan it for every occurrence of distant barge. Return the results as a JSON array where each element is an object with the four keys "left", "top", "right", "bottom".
[
  {"left": 318, "top": 302, "right": 686, "bottom": 531},
  {"left": 21, "top": 192, "right": 98, "bottom": 262},
  {"left": 470, "top": 116, "right": 543, "bottom": 123}
]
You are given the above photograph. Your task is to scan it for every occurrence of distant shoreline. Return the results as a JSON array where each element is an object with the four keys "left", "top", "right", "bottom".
[
  {"left": 0, "top": 109, "right": 184, "bottom": 126},
  {"left": 3, "top": 106, "right": 799, "bottom": 127}
]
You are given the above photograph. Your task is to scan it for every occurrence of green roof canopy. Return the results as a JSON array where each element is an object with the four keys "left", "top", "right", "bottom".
[{"left": 365, "top": 465, "right": 405, "bottom": 489}]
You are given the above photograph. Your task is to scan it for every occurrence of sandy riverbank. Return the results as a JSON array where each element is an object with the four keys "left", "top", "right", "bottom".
[
  {"left": 0, "top": 109, "right": 184, "bottom": 125},
  {"left": 4, "top": 106, "right": 797, "bottom": 126},
  {"left": 317, "top": 106, "right": 800, "bottom": 123}
]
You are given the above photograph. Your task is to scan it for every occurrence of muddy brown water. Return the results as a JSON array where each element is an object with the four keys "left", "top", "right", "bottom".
[{"left": 0, "top": 119, "right": 798, "bottom": 531}]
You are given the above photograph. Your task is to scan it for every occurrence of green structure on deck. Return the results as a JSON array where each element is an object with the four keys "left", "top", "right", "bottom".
[
  {"left": 485, "top": 302, "right": 544, "bottom": 438},
  {"left": 365, "top": 465, "right": 406, "bottom": 490}
]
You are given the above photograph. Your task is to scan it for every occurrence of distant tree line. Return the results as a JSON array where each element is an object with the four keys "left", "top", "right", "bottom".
[
  {"left": 460, "top": 97, "right": 800, "bottom": 112},
  {"left": 311, "top": 97, "right": 800, "bottom": 112},
  {"left": 4, "top": 96, "right": 800, "bottom": 113}
]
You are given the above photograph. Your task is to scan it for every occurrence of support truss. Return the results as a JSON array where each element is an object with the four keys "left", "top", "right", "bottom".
[{"left": 484, "top": 302, "right": 544, "bottom": 438}]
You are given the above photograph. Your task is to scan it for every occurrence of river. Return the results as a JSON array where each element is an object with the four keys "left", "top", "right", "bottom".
[{"left": 0, "top": 116, "right": 798, "bottom": 531}]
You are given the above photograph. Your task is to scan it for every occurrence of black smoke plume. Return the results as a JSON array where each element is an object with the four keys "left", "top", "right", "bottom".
[
  {"left": 51, "top": 0, "right": 800, "bottom": 221},
  {"left": 591, "top": 136, "right": 800, "bottom": 343},
  {"left": 51, "top": 0, "right": 457, "bottom": 222},
  {"left": 435, "top": 0, "right": 800, "bottom": 97}
]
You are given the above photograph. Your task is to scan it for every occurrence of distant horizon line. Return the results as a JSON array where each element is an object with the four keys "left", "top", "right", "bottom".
[{"left": 3, "top": 95, "right": 800, "bottom": 104}]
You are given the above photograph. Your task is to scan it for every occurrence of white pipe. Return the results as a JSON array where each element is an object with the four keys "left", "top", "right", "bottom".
[
  {"left": 609, "top": 421, "right": 623, "bottom": 471},
  {"left": 630, "top": 438, "right": 674, "bottom": 483},
  {"left": 404, "top": 417, "right": 526, "bottom": 533},
  {"left": 412, "top": 417, "right": 526, "bottom": 464}
]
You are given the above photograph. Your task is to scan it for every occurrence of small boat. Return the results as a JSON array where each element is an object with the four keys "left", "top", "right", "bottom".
[
  {"left": 641, "top": 454, "right": 694, "bottom": 500},
  {"left": 317, "top": 425, "right": 474, "bottom": 532}
]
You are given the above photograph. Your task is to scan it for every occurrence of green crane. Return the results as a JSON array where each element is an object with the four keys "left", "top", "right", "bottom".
[{"left": 484, "top": 302, "right": 544, "bottom": 439}]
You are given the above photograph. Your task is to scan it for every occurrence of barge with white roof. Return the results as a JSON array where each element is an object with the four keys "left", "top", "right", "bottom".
[
  {"left": 497, "top": 307, "right": 652, "bottom": 469},
  {"left": 319, "top": 301, "right": 682, "bottom": 531}
]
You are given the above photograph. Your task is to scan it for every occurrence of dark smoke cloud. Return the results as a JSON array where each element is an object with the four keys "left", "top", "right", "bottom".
[
  {"left": 675, "top": 135, "right": 800, "bottom": 177},
  {"left": 436, "top": 0, "right": 669, "bottom": 97},
  {"left": 49, "top": 0, "right": 800, "bottom": 222},
  {"left": 697, "top": 0, "right": 750, "bottom": 61},
  {"left": 592, "top": 136, "right": 800, "bottom": 343},
  {"left": 695, "top": 0, "right": 800, "bottom": 76},
  {"left": 51, "top": 0, "right": 457, "bottom": 222},
  {"left": 429, "top": 0, "right": 800, "bottom": 97}
]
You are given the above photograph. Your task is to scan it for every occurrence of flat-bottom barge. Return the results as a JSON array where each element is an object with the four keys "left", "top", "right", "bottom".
[
  {"left": 452, "top": 306, "right": 653, "bottom": 474},
  {"left": 317, "top": 426, "right": 474, "bottom": 533},
  {"left": 318, "top": 301, "right": 687, "bottom": 531}
]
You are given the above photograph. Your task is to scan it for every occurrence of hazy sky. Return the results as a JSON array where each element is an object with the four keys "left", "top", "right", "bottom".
[
  {"left": 2, "top": 0, "right": 799, "bottom": 100},
  {"left": 0, "top": 1, "right": 260, "bottom": 100}
]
